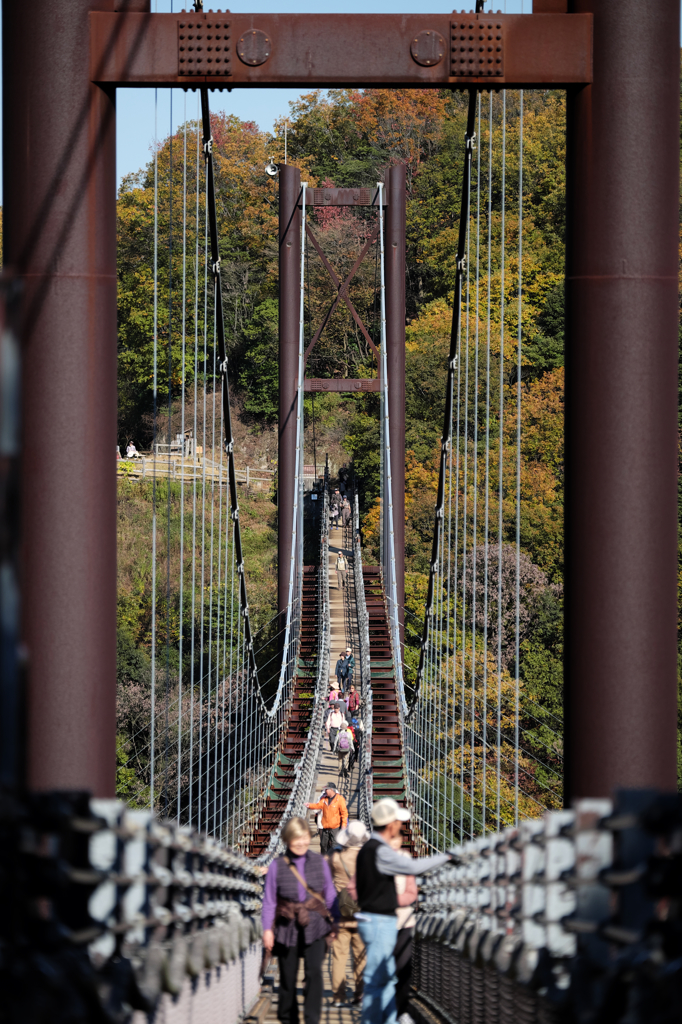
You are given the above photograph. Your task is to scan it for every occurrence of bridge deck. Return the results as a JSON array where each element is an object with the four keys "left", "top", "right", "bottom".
[{"left": 309, "top": 520, "right": 363, "bottom": 840}]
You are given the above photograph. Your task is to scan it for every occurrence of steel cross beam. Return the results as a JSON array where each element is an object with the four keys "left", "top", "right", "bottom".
[
  {"left": 304, "top": 223, "right": 380, "bottom": 365},
  {"left": 90, "top": 11, "right": 593, "bottom": 89}
]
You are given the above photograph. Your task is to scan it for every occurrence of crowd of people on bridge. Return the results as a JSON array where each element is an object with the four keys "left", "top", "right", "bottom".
[
  {"left": 262, "top": 797, "right": 455, "bottom": 1024},
  {"left": 325, "top": 652, "right": 362, "bottom": 776},
  {"left": 330, "top": 489, "right": 352, "bottom": 533}
]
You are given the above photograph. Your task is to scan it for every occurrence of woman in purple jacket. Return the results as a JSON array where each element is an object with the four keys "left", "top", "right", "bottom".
[{"left": 262, "top": 817, "right": 340, "bottom": 1024}]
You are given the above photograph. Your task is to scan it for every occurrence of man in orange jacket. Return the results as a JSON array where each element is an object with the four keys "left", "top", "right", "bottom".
[{"left": 306, "top": 783, "right": 349, "bottom": 853}]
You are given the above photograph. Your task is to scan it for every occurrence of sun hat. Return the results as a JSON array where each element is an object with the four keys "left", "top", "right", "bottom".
[
  {"left": 337, "top": 820, "right": 370, "bottom": 847},
  {"left": 372, "top": 797, "right": 411, "bottom": 827}
]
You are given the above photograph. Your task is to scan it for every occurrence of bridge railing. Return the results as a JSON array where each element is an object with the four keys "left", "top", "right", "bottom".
[
  {"left": 412, "top": 790, "right": 682, "bottom": 1024},
  {"left": 8, "top": 791, "right": 264, "bottom": 1021},
  {"left": 257, "top": 481, "right": 331, "bottom": 862},
  {"left": 353, "top": 492, "right": 373, "bottom": 828}
]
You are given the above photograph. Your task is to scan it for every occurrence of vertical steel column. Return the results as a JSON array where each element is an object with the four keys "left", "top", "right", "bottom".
[
  {"left": 385, "top": 164, "right": 406, "bottom": 647},
  {"left": 278, "top": 164, "right": 301, "bottom": 622},
  {"left": 565, "top": 0, "right": 680, "bottom": 798},
  {"left": 3, "top": 0, "right": 118, "bottom": 796}
]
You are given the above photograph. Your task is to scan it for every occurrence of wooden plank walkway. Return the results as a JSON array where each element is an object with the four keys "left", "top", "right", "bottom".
[
  {"left": 261, "top": 954, "right": 362, "bottom": 1024},
  {"left": 308, "top": 516, "right": 363, "bottom": 837}
]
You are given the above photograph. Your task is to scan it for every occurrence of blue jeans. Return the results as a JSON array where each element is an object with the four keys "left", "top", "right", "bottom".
[{"left": 356, "top": 913, "right": 398, "bottom": 1024}]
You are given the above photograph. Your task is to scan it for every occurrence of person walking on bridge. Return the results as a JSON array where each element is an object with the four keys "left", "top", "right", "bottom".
[
  {"left": 354, "top": 799, "right": 454, "bottom": 1024},
  {"left": 335, "top": 650, "right": 349, "bottom": 692},
  {"left": 329, "top": 820, "right": 369, "bottom": 1007},
  {"left": 343, "top": 647, "right": 355, "bottom": 688},
  {"left": 326, "top": 703, "right": 347, "bottom": 752},
  {"left": 347, "top": 683, "right": 361, "bottom": 716},
  {"left": 262, "top": 817, "right": 339, "bottom": 1024},
  {"left": 306, "top": 783, "right": 348, "bottom": 853},
  {"left": 336, "top": 551, "right": 348, "bottom": 590}
]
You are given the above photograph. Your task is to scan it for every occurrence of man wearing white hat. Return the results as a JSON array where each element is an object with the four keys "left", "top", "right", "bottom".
[{"left": 355, "top": 799, "right": 454, "bottom": 1024}]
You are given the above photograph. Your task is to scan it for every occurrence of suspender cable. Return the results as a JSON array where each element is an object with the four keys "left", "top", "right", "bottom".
[
  {"left": 150, "top": 88, "right": 159, "bottom": 814},
  {"left": 514, "top": 90, "right": 524, "bottom": 827},
  {"left": 177, "top": 93, "right": 187, "bottom": 823},
  {"left": 189, "top": 102, "right": 201, "bottom": 828},
  {"left": 412, "top": 70, "right": 479, "bottom": 713},
  {"left": 199, "top": 89, "right": 272, "bottom": 713},
  {"left": 162, "top": 91, "right": 174, "bottom": 818},
  {"left": 497, "top": 89, "right": 506, "bottom": 834},
  {"left": 482, "top": 89, "right": 493, "bottom": 833}
]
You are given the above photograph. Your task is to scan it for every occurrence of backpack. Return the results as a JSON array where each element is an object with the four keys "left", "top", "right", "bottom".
[
  {"left": 335, "top": 853, "right": 360, "bottom": 919},
  {"left": 338, "top": 730, "right": 351, "bottom": 751}
]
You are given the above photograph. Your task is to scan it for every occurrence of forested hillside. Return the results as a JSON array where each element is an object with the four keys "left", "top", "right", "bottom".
[{"left": 113, "top": 85, "right": 677, "bottom": 801}]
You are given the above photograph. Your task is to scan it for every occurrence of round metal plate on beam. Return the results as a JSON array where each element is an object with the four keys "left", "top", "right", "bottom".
[
  {"left": 237, "top": 29, "right": 271, "bottom": 66},
  {"left": 410, "top": 30, "right": 445, "bottom": 67}
]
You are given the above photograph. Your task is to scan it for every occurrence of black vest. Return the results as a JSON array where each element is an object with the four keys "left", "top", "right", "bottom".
[{"left": 356, "top": 838, "right": 397, "bottom": 915}]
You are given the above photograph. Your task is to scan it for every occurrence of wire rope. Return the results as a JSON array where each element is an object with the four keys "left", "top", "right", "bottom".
[
  {"left": 482, "top": 88, "right": 493, "bottom": 833},
  {"left": 150, "top": 88, "right": 159, "bottom": 814},
  {"left": 497, "top": 89, "right": 507, "bottom": 834},
  {"left": 514, "top": 90, "right": 524, "bottom": 827},
  {"left": 162, "top": 90, "right": 174, "bottom": 819},
  {"left": 189, "top": 100, "right": 201, "bottom": 829},
  {"left": 470, "top": 92, "right": 481, "bottom": 836},
  {"left": 177, "top": 92, "right": 187, "bottom": 823}
]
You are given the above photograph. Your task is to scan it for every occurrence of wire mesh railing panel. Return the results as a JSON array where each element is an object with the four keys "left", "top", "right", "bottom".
[
  {"left": 411, "top": 790, "right": 682, "bottom": 1024},
  {"left": 353, "top": 492, "right": 373, "bottom": 828},
  {"left": 122, "top": 88, "right": 305, "bottom": 852},
  {"left": 406, "top": 83, "right": 563, "bottom": 852},
  {"left": 257, "top": 483, "right": 331, "bottom": 861}
]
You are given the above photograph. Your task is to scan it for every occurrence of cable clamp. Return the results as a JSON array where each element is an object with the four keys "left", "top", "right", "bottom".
[
  {"left": 225, "top": 440, "right": 234, "bottom": 455},
  {"left": 220, "top": 357, "right": 228, "bottom": 375},
  {"left": 237, "top": 562, "right": 244, "bottom": 575},
  {"left": 204, "top": 137, "right": 213, "bottom": 156},
  {"left": 231, "top": 507, "right": 239, "bottom": 521},
  {"left": 449, "top": 355, "right": 458, "bottom": 371},
  {"left": 466, "top": 132, "right": 477, "bottom": 153},
  {"left": 435, "top": 507, "right": 444, "bottom": 521},
  {"left": 242, "top": 605, "right": 249, "bottom": 616},
  {"left": 457, "top": 254, "right": 467, "bottom": 273},
  {"left": 212, "top": 257, "right": 221, "bottom": 276},
  {"left": 441, "top": 439, "right": 450, "bottom": 453}
]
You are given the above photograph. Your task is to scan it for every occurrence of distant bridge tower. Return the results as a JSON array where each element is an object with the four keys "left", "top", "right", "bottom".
[{"left": 277, "top": 165, "right": 407, "bottom": 647}]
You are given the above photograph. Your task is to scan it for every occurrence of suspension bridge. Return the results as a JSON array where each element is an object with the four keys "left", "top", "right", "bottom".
[{"left": 1, "top": 1, "right": 681, "bottom": 1022}]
